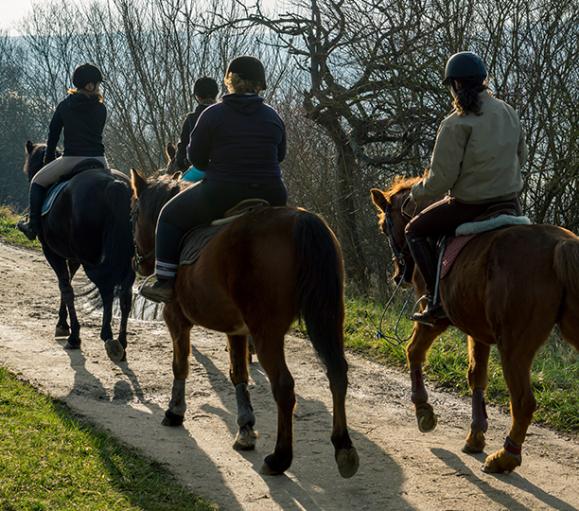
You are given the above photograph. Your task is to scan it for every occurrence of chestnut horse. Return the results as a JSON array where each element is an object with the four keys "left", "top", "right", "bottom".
[
  {"left": 130, "top": 170, "right": 359, "bottom": 478},
  {"left": 371, "top": 177, "right": 579, "bottom": 473}
]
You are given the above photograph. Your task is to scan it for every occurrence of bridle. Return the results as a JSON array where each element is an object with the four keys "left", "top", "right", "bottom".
[
  {"left": 383, "top": 192, "right": 414, "bottom": 278},
  {"left": 130, "top": 200, "right": 154, "bottom": 270}
]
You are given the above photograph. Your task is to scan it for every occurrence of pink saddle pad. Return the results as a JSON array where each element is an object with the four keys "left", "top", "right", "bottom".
[{"left": 441, "top": 235, "right": 476, "bottom": 279}]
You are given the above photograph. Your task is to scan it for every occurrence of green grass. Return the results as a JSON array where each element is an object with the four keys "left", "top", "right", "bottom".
[
  {"left": 0, "top": 206, "right": 41, "bottom": 250},
  {"left": 297, "top": 297, "right": 579, "bottom": 432},
  {"left": 0, "top": 367, "right": 215, "bottom": 511}
]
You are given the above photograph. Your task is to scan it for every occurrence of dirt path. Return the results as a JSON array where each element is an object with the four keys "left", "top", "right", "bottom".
[{"left": 0, "top": 241, "right": 577, "bottom": 511}]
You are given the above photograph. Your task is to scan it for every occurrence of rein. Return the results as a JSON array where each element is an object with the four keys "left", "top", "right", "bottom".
[
  {"left": 130, "top": 200, "right": 154, "bottom": 268},
  {"left": 375, "top": 190, "right": 417, "bottom": 346}
]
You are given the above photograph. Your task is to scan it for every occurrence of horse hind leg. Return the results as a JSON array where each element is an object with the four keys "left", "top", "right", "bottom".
[
  {"left": 227, "top": 335, "right": 257, "bottom": 451},
  {"left": 253, "top": 334, "right": 295, "bottom": 475},
  {"left": 162, "top": 302, "right": 192, "bottom": 427},
  {"left": 483, "top": 339, "right": 541, "bottom": 474},
  {"left": 326, "top": 350, "right": 359, "bottom": 479},
  {"left": 117, "top": 272, "right": 135, "bottom": 360},
  {"left": 463, "top": 337, "right": 490, "bottom": 454},
  {"left": 406, "top": 321, "right": 449, "bottom": 433},
  {"left": 98, "top": 285, "right": 124, "bottom": 363},
  {"left": 44, "top": 250, "right": 81, "bottom": 349},
  {"left": 55, "top": 260, "right": 81, "bottom": 338}
]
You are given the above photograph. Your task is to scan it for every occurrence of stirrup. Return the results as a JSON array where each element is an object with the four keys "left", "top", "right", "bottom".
[{"left": 411, "top": 296, "right": 447, "bottom": 326}]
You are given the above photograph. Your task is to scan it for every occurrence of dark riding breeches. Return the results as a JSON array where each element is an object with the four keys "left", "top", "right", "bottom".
[
  {"left": 155, "top": 178, "right": 288, "bottom": 279},
  {"left": 405, "top": 196, "right": 506, "bottom": 297}
]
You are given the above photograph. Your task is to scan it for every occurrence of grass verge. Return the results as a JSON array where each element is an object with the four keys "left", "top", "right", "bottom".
[
  {"left": 339, "top": 297, "right": 579, "bottom": 433},
  {"left": 0, "top": 206, "right": 40, "bottom": 250},
  {"left": 0, "top": 367, "right": 215, "bottom": 511}
]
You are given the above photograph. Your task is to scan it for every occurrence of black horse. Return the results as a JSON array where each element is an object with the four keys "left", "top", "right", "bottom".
[{"left": 23, "top": 141, "right": 135, "bottom": 362}]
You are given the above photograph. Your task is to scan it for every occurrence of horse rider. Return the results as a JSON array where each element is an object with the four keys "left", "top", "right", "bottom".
[
  {"left": 406, "top": 51, "right": 528, "bottom": 324},
  {"left": 174, "top": 76, "right": 219, "bottom": 181},
  {"left": 18, "top": 63, "right": 109, "bottom": 241},
  {"left": 140, "top": 56, "right": 288, "bottom": 303}
]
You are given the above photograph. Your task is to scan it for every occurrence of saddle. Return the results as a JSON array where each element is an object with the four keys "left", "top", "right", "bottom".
[
  {"left": 41, "top": 159, "right": 108, "bottom": 216},
  {"left": 437, "top": 200, "right": 531, "bottom": 281},
  {"left": 179, "top": 199, "right": 269, "bottom": 266}
]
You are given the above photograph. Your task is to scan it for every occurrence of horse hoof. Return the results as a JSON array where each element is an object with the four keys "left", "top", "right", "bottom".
[
  {"left": 162, "top": 410, "right": 184, "bottom": 427},
  {"left": 335, "top": 447, "right": 359, "bottom": 479},
  {"left": 55, "top": 325, "right": 70, "bottom": 338},
  {"left": 416, "top": 402, "right": 437, "bottom": 433},
  {"left": 64, "top": 339, "right": 81, "bottom": 350},
  {"left": 233, "top": 425, "right": 257, "bottom": 451},
  {"left": 482, "top": 448, "right": 521, "bottom": 474},
  {"left": 261, "top": 453, "right": 291, "bottom": 476},
  {"left": 104, "top": 339, "right": 125, "bottom": 363},
  {"left": 463, "top": 430, "right": 486, "bottom": 454}
]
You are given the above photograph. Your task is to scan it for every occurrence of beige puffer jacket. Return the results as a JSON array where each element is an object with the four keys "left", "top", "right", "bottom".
[{"left": 411, "top": 91, "right": 527, "bottom": 206}]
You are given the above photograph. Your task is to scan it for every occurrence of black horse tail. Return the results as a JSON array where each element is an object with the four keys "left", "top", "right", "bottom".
[
  {"left": 294, "top": 211, "right": 348, "bottom": 377},
  {"left": 102, "top": 178, "right": 134, "bottom": 285}
]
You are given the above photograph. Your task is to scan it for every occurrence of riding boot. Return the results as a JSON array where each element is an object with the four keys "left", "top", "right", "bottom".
[
  {"left": 139, "top": 219, "right": 182, "bottom": 303},
  {"left": 17, "top": 183, "right": 46, "bottom": 241},
  {"left": 139, "top": 276, "right": 174, "bottom": 303},
  {"left": 406, "top": 235, "right": 447, "bottom": 324}
]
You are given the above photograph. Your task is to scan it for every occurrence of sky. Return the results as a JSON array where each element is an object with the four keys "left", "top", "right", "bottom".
[{"left": 0, "top": 0, "right": 281, "bottom": 35}]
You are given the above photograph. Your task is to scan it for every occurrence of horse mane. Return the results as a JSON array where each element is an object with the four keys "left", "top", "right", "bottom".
[
  {"left": 383, "top": 174, "right": 424, "bottom": 202},
  {"left": 139, "top": 174, "right": 188, "bottom": 226}
]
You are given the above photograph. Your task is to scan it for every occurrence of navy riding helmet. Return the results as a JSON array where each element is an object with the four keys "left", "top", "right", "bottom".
[
  {"left": 72, "top": 63, "right": 104, "bottom": 89},
  {"left": 443, "top": 52, "right": 487, "bottom": 84}
]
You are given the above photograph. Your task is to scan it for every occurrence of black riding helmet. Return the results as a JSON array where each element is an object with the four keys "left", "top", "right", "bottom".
[
  {"left": 72, "top": 63, "right": 104, "bottom": 89},
  {"left": 226, "top": 56, "right": 267, "bottom": 90},
  {"left": 193, "top": 77, "right": 219, "bottom": 99},
  {"left": 443, "top": 52, "right": 487, "bottom": 85}
]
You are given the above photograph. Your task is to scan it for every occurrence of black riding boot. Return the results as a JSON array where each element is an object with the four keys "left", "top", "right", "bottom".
[
  {"left": 17, "top": 183, "right": 46, "bottom": 241},
  {"left": 406, "top": 235, "right": 447, "bottom": 325}
]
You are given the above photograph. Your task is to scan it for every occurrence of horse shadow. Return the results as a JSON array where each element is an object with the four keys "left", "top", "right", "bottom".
[
  {"left": 190, "top": 344, "right": 410, "bottom": 510},
  {"left": 431, "top": 448, "right": 578, "bottom": 511},
  {"left": 62, "top": 346, "right": 245, "bottom": 510}
]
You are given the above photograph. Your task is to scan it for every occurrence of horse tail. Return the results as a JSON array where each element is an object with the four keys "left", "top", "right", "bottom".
[
  {"left": 102, "top": 178, "right": 134, "bottom": 285},
  {"left": 553, "top": 237, "right": 579, "bottom": 298},
  {"left": 294, "top": 211, "right": 348, "bottom": 377},
  {"left": 553, "top": 236, "right": 579, "bottom": 350}
]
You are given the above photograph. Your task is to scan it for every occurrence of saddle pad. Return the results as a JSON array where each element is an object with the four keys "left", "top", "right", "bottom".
[
  {"left": 441, "top": 235, "right": 476, "bottom": 280},
  {"left": 41, "top": 181, "right": 69, "bottom": 216},
  {"left": 179, "top": 224, "right": 224, "bottom": 266},
  {"left": 456, "top": 214, "right": 531, "bottom": 236}
]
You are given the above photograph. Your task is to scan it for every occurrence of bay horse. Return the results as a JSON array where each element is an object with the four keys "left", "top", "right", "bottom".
[
  {"left": 130, "top": 169, "right": 359, "bottom": 478},
  {"left": 371, "top": 176, "right": 579, "bottom": 473},
  {"left": 23, "top": 142, "right": 135, "bottom": 362}
]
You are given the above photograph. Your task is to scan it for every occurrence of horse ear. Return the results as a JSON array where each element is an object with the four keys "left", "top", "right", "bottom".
[
  {"left": 171, "top": 171, "right": 182, "bottom": 180},
  {"left": 370, "top": 188, "right": 389, "bottom": 212},
  {"left": 25, "top": 140, "right": 34, "bottom": 154},
  {"left": 165, "top": 142, "right": 176, "bottom": 162},
  {"left": 130, "top": 168, "right": 147, "bottom": 198}
]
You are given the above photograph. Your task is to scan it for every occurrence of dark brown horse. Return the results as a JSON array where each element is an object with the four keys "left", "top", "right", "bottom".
[
  {"left": 130, "top": 170, "right": 359, "bottom": 478},
  {"left": 371, "top": 176, "right": 579, "bottom": 473}
]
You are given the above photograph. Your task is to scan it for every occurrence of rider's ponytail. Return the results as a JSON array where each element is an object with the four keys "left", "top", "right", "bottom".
[{"left": 452, "top": 79, "right": 487, "bottom": 116}]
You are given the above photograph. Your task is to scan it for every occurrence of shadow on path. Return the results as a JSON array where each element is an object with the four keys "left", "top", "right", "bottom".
[
  {"left": 191, "top": 344, "right": 411, "bottom": 510},
  {"left": 432, "top": 448, "right": 577, "bottom": 511}
]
